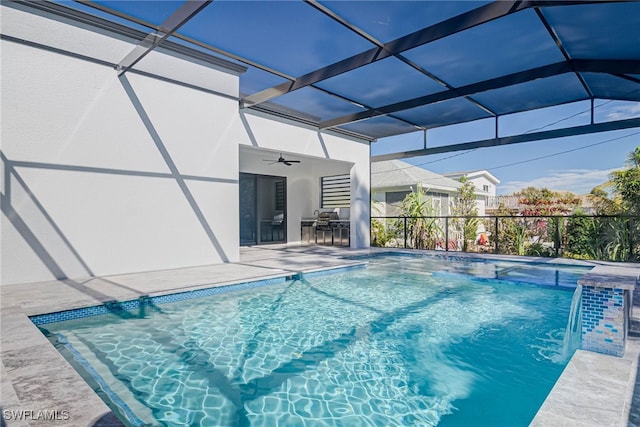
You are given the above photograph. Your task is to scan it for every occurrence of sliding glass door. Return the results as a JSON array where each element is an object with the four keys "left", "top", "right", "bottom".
[
  {"left": 239, "top": 173, "right": 287, "bottom": 246},
  {"left": 239, "top": 173, "right": 257, "bottom": 246}
]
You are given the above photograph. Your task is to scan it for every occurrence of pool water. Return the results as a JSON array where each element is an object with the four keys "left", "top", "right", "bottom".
[{"left": 39, "top": 255, "right": 591, "bottom": 426}]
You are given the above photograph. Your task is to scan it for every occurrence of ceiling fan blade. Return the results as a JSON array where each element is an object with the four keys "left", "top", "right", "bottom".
[{"left": 261, "top": 155, "right": 300, "bottom": 165}]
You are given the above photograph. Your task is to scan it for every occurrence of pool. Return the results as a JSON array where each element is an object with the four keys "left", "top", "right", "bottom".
[{"left": 36, "top": 254, "right": 592, "bottom": 426}]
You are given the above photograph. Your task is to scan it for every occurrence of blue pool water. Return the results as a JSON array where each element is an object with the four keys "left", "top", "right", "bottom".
[{"left": 38, "top": 255, "right": 591, "bottom": 426}]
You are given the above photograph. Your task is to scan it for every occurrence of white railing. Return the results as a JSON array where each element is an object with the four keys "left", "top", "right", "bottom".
[{"left": 486, "top": 195, "right": 520, "bottom": 210}]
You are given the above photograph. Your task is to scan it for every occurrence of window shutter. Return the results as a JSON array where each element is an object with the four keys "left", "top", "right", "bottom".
[{"left": 321, "top": 174, "right": 350, "bottom": 208}]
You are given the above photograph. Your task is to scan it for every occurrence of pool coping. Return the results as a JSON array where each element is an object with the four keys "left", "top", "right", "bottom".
[
  {"left": 1, "top": 245, "right": 639, "bottom": 426},
  {"left": 531, "top": 341, "right": 640, "bottom": 427}
]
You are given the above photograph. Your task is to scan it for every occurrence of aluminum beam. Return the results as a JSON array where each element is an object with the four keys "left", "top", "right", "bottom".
[
  {"left": 307, "top": 0, "right": 498, "bottom": 118},
  {"left": 320, "top": 59, "right": 640, "bottom": 129},
  {"left": 116, "top": 0, "right": 211, "bottom": 76},
  {"left": 371, "top": 117, "right": 640, "bottom": 162},
  {"left": 534, "top": 7, "right": 594, "bottom": 98},
  {"left": 242, "top": 0, "right": 529, "bottom": 107},
  {"left": 241, "top": 0, "right": 620, "bottom": 108}
]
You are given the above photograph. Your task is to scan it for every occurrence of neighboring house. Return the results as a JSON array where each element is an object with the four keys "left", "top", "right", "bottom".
[
  {"left": 1, "top": 3, "right": 370, "bottom": 286},
  {"left": 442, "top": 170, "right": 500, "bottom": 216},
  {"left": 371, "top": 160, "right": 464, "bottom": 217}
]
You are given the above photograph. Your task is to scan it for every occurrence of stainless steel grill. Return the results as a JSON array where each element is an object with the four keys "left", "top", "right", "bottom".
[{"left": 316, "top": 211, "right": 339, "bottom": 229}]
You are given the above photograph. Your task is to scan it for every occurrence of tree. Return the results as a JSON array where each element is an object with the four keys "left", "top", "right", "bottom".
[
  {"left": 454, "top": 177, "right": 478, "bottom": 217},
  {"left": 491, "top": 205, "right": 527, "bottom": 255},
  {"left": 567, "top": 146, "right": 640, "bottom": 261},
  {"left": 565, "top": 210, "right": 602, "bottom": 260},
  {"left": 588, "top": 184, "right": 623, "bottom": 215},
  {"left": 513, "top": 187, "right": 581, "bottom": 255},
  {"left": 611, "top": 146, "right": 640, "bottom": 214},
  {"left": 370, "top": 201, "right": 392, "bottom": 247},
  {"left": 452, "top": 177, "right": 479, "bottom": 251},
  {"left": 515, "top": 186, "right": 580, "bottom": 216},
  {"left": 399, "top": 184, "right": 442, "bottom": 249}
]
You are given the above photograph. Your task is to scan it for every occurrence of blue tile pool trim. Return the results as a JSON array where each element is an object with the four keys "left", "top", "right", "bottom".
[
  {"left": 30, "top": 277, "right": 289, "bottom": 325},
  {"left": 55, "top": 333, "right": 147, "bottom": 427},
  {"left": 30, "top": 266, "right": 366, "bottom": 326}
]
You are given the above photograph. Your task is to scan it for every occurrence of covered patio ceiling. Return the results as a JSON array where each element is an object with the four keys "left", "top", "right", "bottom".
[{"left": 49, "top": 0, "right": 640, "bottom": 156}]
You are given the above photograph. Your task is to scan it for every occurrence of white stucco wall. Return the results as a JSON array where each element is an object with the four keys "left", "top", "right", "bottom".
[
  {"left": 1, "top": 4, "right": 370, "bottom": 285},
  {"left": 466, "top": 176, "right": 496, "bottom": 216},
  {"left": 468, "top": 176, "right": 497, "bottom": 198}
]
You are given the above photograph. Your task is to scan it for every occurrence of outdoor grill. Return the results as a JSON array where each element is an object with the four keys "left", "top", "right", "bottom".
[
  {"left": 315, "top": 211, "right": 339, "bottom": 229},
  {"left": 300, "top": 211, "right": 349, "bottom": 246}
]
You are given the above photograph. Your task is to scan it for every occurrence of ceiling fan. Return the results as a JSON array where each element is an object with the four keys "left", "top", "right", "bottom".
[{"left": 263, "top": 153, "right": 301, "bottom": 166}]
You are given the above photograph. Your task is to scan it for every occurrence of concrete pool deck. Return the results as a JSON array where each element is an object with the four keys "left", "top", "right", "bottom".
[{"left": 1, "top": 245, "right": 638, "bottom": 426}]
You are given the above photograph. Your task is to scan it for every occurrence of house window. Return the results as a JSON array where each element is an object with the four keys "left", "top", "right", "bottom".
[
  {"left": 384, "top": 191, "right": 410, "bottom": 216},
  {"left": 483, "top": 185, "right": 489, "bottom": 192},
  {"left": 426, "top": 191, "right": 450, "bottom": 216},
  {"left": 321, "top": 174, "right": 350, "bottom": 208},
  {"left": 385, "top": 191, "right": 410, "bottom": 204}
]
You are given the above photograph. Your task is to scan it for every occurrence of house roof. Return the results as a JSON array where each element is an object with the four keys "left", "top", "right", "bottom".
[
  {"left": 442, "top": 170, "right": 501, "bottom": 185},
  {"left": 25, "top": 0, "right": 640, "bottom": 151},
  {"left": 371, "top": 160, "right": 462, "bottom": 192}
]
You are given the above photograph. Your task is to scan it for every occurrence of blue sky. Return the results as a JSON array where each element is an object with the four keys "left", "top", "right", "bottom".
[{"left": 372, "top": 100, "right": 640, "bottom": 195}]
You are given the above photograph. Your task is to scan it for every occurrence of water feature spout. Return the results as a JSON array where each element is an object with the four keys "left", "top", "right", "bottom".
[{"left": 562, "top": 285, "right": 583, "bottom": 359}]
